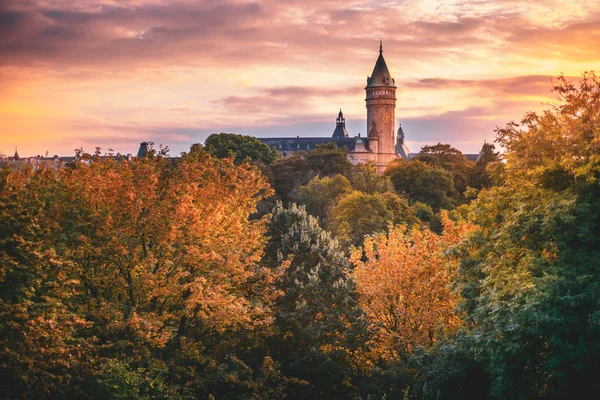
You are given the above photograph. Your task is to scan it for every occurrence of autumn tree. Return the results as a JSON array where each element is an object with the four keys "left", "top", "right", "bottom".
[
  {"left": 0, "top": 145, "right": 280, "bottom": 398},
  {"left": 350, "top": 214, "right": 475, "bottom": 361}
]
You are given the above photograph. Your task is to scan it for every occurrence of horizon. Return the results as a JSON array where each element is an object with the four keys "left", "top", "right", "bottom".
[{"left": 2, "top": 0, "right": 599, "bottom": 157}]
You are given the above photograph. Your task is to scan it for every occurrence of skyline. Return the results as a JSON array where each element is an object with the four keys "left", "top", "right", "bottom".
[{"left": 2, "top": 0, "right": 600, "bottom": 157}]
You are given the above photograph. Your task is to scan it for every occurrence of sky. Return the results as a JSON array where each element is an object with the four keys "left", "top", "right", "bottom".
[{"left": 1, "top": 0, "right": 600, "bottom": 157}]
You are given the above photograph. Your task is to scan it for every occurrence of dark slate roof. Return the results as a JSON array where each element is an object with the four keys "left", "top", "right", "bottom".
[
  {"left": 258, "top": 137, "right": 368, "bottom": 153},
  {"left": 366, "top": 42, "right": 396, "bottom": 88},
  {"left": 332, "top": 125, "right": 349, "bottom": 139},
  {"left": 332, "top": 110, "right": 349, "bottom": 138},
  {"left": 137, "top": 142, "right": 149, "bottom": 157}
]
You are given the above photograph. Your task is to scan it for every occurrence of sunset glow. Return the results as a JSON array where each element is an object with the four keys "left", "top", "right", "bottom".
[{"left": 2, "top": 0, "right": 600, "bottom": 157}]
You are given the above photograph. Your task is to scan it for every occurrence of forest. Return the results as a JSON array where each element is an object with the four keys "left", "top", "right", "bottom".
[{"left": 1, "top": 73, "right": 600, "bottom": 399}]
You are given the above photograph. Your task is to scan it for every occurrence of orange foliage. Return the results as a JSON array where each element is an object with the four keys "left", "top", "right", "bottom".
[
  {"left": 350, "top": 213, "right": 476, "bottom": 360},
  {"left": 0, "top": 147, "right": 276, "bottom": 393}
]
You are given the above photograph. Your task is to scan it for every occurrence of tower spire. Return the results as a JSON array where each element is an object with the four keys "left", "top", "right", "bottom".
[
  {"left": 379, "top": 40, "right": 382, "bottom": 54},
  {"left": 332, "top": 109, "right": 349, "bottom": 138}
]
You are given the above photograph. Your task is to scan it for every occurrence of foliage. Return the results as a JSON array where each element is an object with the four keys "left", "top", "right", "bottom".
[
  {"left": 267, "top": 143, "right": 353, "bottom": 206},
  {"left": 385, "top": 159, "right": 458, "bottom": 211},
  {"left": 413, "top": 143, "right": 473, "bottom": 196},
  {"left": 454, "top": 72, "right": 600, "bottom": 398},
  {"left": 467, "top": 141, "right": 501, "bottom": 190},
  {"left": 331, "top": 191, "right": 417, "bottom": 247},
  {"left": 351, "top": 214, "right": 475, "bottom": 361},
  {"left": 305, "top": 142, "right": 353, "bottom": 178},
  {"left": 266, "top": 152, "right": 310, "bottom": 206},
  {"left": 0, "top": 145, "right": 278, "bottom": 398},
  {"left": 412, "top": 202, "right": 434, "bottom": 222},
  {"left": 204, "top": 133, "right": 279, "bottom": 165},
  {"left": 351, "top": 164, "right": 395, "bottom": 194},
  {"left": 262, "top": 203, "right": 369, "bottom": 398},
  {"left": 300, "top": 174, "right": 352, "bottom": 222}
]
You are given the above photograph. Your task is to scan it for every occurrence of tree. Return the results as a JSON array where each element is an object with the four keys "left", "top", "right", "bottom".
[
  {"left": 267, "top": 153, "right": 311, "bottom": 206},
  {"left": 455, "top": 72, "right": 600, "bottom": 398},
  {"left": 385, "top": 159, "right": 458, "bottom": 211},
  {"left": 204, "top": 133, "right": 279, "bottom": 165},
  {"left": 299, "top": 174, "right": 352, "bottom": 222},
  {"left": 413, "top": 143, "right": 473, "bottom": 197},
  {"left": 350, "top": 214, "right": 475, "bottom": 361},
  {"left": 305, "top": 142, "right": 353, "bottom": 178},
  {"left": 468, "top": 141, "right": 501, "bottom": 190},
  {"left": 0, "top": 145, "right": 279, "bottom": 398},
  {"left": 331, "top": 191, "right": 417, "bottom": 247},
  {"left": 267, "top": 143, "right": 353, "bottom": 207},
  {"left": 350, "top": 163, "right": 394, "bottom": 194},
  {"left": 262, "top": 203, "right": 369, "bottom": 398}
]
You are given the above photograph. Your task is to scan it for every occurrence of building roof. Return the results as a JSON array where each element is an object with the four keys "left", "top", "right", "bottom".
[
  {"left": 258, "top": 136, "right": 370, "bottom": 154},
  {"left": 395, "top": 125, "right": 410, "bottom": 160},
  {"left": 332, "top": 109, "right": 349, "bottom": 138},
  {"left": 137, "top": 142, "right": 149, "bottom": 157},
  {"left": 366, "top": 41, "right": 396, "bottom": 88}
]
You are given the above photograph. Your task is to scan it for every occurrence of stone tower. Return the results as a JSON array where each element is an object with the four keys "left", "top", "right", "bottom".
[{"left": 365, "top": 41, "right": 397, "bottom": 172}]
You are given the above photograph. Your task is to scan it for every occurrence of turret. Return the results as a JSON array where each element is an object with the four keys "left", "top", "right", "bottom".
[
  {"left": 365, "top": 41, "right": 397, "bottom": 172},
  {"left": 137, "top": 142, "right": 149, "bottom": 157},
  {"left": 332, "top": 109, "right": 349, "bottom": 138}
]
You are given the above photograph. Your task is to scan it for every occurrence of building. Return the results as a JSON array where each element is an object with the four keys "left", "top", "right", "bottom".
[
  {"left": 257, "top": 42, "right": 480, "bottom": 172},
  {"left": 7, "top": 43, "right": 481, "bottom": 169}
]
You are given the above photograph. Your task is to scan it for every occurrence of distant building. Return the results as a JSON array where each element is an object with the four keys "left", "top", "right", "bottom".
[
  {"left": 8, "top": 43, "right": 482, "bottom": 170},
  {"left": 257, "top": 41, "right": 481, "bottom": 172}
]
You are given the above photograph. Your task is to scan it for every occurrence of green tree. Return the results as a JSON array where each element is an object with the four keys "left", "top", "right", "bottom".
[
  {"left": 262, "top": 203, "right": 369, "bottom": 398},
  {"left": 350, "top": 163, "right": 394, "bottom": 194},
  {"left": 385, "top": 159, "right": 458, "bottom": 211},
  {"left": 331, "top": 191, "right": 417, "bottom": 247},
  {"left": 305, "top": 142, "right": 353, "bottom": 178},
  {"left": 413, "top": 143, "right": 473, "bottom": 197},
  {"left": 267, "top": 143, "right": 353, "bottom": 206},
  {"left": 454, "top": 72, "right": 600, "bottom": 398},
  {"left": 267, "top": 153, "right": 311, "bottom": 206},
  {"left": 299, "top": 174, "right": 352, "bottom": 222},
  {"left": 204, "top": 133, "right": 279, "bottom": 165},
  {"left": 468, "top": 141, "right": 501, "bottom": 190}
]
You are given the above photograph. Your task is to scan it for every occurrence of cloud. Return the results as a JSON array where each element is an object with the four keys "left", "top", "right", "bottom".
[
  {"left": 216, "top": 86, "right": 361, "bottom": 114},
  {"left": 2, "top": 0, "right": 600, "bottom": 157},
  {"left": 403, "top": 75, "right": 567, "bottom": 98}
]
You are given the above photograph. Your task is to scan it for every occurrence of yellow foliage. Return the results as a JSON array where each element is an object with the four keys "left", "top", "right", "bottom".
[{"left": 350, "top": 213, "right": 476, "bottom": 360}]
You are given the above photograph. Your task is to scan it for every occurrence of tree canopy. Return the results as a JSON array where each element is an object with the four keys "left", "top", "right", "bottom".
[{"left": 204, "top": 132, "right": 279, "bottom": 165}]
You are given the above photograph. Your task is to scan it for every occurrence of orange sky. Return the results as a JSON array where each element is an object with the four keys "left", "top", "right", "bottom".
[{"left": 1, "top": 0, "right": 599, "bottom": 157}]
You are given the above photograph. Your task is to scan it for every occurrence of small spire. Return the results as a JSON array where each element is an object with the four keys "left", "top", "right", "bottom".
[{"left": 379, "top": 40, "right": 382, "bottom": 54}]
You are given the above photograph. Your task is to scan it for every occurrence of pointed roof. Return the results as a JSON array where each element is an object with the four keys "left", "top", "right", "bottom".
[
  {"left": 366, "top": 41, "right": 395, "bottom": 88},
  {"left": 13, "top": 146, "right": 19, "bottom": 160},
  {"left": 137, "top": 142, "right": 149, "bottom": 157},
  {"left": 395, "top": 125, "right": 410, "bottom": 160},
  {"left": 332, "top": 109, "right": 349, "bottom": 138}
]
